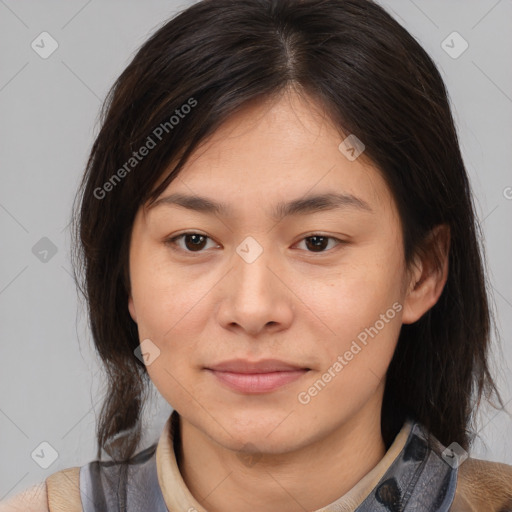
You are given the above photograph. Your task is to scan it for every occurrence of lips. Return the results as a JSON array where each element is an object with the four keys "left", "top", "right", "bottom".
[
  {"left": 205, "top": 359, "right": 310, "bottom": 393},
  {"left": 206, "top": 358, "right": 310, "bottom": 373}
]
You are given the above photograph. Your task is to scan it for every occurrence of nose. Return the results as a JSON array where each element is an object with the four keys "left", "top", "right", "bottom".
[{"left": 215, "top": 241, "right": 294, "bottom": 337}]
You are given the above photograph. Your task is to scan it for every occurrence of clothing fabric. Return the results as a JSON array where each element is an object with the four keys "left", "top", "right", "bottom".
[{"left": 44, "top": 410, "right": 512, "bottom": 511}]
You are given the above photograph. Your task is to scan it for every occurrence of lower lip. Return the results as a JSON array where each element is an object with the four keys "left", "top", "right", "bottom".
[{"left": 206, "top": 369, "right": 308, "bottom": 393}]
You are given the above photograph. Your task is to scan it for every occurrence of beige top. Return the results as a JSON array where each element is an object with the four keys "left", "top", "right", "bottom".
[{"left": 156, "top": 411, "right": 413, "bottom": 511}]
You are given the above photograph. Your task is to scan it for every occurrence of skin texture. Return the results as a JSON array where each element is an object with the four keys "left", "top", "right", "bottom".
[
  {"left": 127, "top": 88, "right": 449, "bottom": 512},
  {"left": 0, "top": 482, "right": 48, "bottom": 512}
]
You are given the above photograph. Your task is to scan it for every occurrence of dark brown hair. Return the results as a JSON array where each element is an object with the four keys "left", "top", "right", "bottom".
[{"left": 71, "top": 0, "right": 505, "bottom": 462}]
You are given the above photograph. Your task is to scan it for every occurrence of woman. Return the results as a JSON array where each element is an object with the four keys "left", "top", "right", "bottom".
[{"left": 2, "top": 0, "right": 511, "bottom": 510}]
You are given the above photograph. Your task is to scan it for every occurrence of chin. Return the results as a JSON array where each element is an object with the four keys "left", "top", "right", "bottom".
[{"left": 210, "top": 407, "right": 306, "bottom": 449}]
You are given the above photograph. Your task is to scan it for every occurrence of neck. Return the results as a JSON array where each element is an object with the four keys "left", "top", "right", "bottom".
[{"left": 177, "top": 393, "right": 387, "bottom": 512}]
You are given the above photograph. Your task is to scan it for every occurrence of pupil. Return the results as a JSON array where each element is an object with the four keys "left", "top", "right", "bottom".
[
  {"left": 186, "top": 234, "right": 206, "bottom": 251},
  {"left": 307, "top": 236, "right": 327, "bottom": 252}
]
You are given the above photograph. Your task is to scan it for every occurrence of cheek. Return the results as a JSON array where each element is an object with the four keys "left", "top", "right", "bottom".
[
  {"left": 300, "top": 271, "right": 403, "bottom": 415},
  {"left": 307, "top": 245, "right": 405, "bottom": 375},
  {"left": 320, "top": 254, "right": 402, "bottom": 327},
  {"left": 130, "top": 244, "right": 204, "bottom": 336},
  {"left": 131, "top": 257, "right": 204, "bottom": 406},
  {"left": 129, "top": 247, "right": 206, "bottom": 395}
]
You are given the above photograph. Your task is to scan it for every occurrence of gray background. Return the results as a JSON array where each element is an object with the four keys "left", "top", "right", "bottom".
[{"left": 1, "top": 0, "right": 511, "bottom": 500}]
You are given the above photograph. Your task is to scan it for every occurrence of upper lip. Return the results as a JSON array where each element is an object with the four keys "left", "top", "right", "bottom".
[{"left": 206, "top": 358, "right": 309, "bottom": 373}]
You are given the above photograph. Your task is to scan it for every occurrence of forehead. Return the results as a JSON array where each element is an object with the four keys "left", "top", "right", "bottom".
[{"left": 145, "top": 91, "right": 396, "bottom": 222}]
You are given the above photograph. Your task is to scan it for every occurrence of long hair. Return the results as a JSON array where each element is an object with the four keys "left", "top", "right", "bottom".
[{"left": 71, "top": 0, "right": 504, "bottom": 462}]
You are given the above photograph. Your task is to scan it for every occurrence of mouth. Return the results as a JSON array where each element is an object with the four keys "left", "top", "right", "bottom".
[{"left": 204, "top": 358, "right": 311, "bottom": 394}]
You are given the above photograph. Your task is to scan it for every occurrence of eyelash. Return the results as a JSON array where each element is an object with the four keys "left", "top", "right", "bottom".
[{"left": 164, "top": 232, "right": 345, "bottom": 255}]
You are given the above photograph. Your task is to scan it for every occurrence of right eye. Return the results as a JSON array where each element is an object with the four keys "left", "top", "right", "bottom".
[{"left": 164, "top": 232, "right": 219, "bottom": 254}]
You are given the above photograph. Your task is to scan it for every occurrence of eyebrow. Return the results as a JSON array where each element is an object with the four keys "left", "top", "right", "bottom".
[{"left": 148, "top": 192, "right": 373, "bottom": 220}]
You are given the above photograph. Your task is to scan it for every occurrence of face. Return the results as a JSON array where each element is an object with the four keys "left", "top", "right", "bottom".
[{"left": 128, "top": 90, "right": 418, "bottom": 454}]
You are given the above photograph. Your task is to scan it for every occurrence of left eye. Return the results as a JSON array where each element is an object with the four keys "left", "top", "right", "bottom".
[
  {"left": 295, "top": 235, "right": 343, "bottom": 253},
  {"left": 165, "top": 233, "right": 343, "bottom": 254}
]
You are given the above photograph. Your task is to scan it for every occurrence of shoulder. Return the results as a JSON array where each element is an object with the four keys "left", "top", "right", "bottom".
[
  {"left": 0, "top": 481, "right": 48, "bottom": 512},
  {"left": 452, "top": 457, "right": 512, "bottom": 511},
  {"left": 0, "top": 466, "right": 82, "bottom": 512}
]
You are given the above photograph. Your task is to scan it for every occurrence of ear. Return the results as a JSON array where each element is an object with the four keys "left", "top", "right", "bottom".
[
  {"left": 402, "top": 224, "right": 450, "bottom": 325},
  {"left": 128, "top": 294, "right": 137, "bottom": 323}
]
